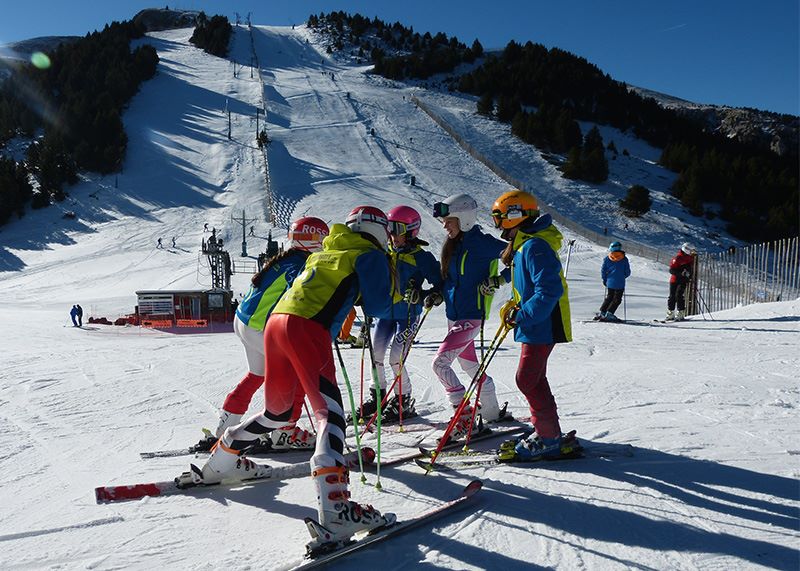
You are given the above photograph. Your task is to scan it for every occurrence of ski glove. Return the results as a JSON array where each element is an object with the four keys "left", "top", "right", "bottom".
[
  {"left": 423, "top": 291, "right": 443, "bottom": 309},
  {"left": 499, "top": 299, "right": 519, "bottom": 328},
  {"left": 403, "top": 279, "right": 421, "bottom": 305},
  {"left": 479, "top": 276, "right": 504, "bottom": 296}
]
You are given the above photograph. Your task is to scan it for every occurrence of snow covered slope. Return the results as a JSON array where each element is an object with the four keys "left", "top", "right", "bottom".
[{"left": 0, "top": 25, "right": 797, "bottom": 570}]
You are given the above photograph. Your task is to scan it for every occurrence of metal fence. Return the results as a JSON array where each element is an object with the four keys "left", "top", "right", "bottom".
[
  {"left": 692, "top": 237, "right": 800, "bottom": 315},
  {"left": 410, "top": 96, "right": 673, "bottom": 264}
]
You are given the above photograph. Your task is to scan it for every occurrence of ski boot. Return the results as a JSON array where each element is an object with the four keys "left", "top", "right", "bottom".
[
  {"left": 184, "top": 440, "right": 270, "bottom": 486},
  {"left": 592, "top": 312, "right": 603, "bottom": 321},
  {"left": 270, "top": 425, "right": 315, "bottom": 451},
  {"left": 438, "top": 406, "right": 484, "bottom": 446},
  {"left": 346, "top": 388, "right": 380, "bottom": 423},
  {"left": 602, "top": 312, "right": 621, "bottom": 322},
  {"left": 498, "top": 430, "right": 581, "bottom": 462},
  {"left": 381, "top": 393, "right": 417, "bottom": 423},
  {"left": 665, "top": 309, "right": 676, "bottom": 321},
  {"left": 675, "top": 310, "right": 686, "bottom": 322},
  {"left": 305, "top": 458, "right": 396, "bottom": 557}
]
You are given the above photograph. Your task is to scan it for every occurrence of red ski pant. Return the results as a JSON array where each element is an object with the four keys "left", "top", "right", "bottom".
[
  {"left": 262, "top": 314, "right": 346, "bottom": 465},
  {"left": 516, "top": 343, "right": 561, "bottom": 439}
]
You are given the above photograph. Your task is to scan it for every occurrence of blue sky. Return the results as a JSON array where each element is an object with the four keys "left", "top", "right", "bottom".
[{"left": 2, "top": 1, "right": 798, "bottom": 115}]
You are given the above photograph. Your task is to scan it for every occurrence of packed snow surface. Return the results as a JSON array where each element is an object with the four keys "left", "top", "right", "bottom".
[{"left": 0, "top": 25, "right": 797, "bottom": 570}]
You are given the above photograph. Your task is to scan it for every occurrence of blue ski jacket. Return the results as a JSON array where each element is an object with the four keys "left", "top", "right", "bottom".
[
  {"left": 442, "top": 226, "right": 510, "bottom": 321},
  {"left": 601, "top": 251, "right": 631, "bottom": 290},
  {"left": 388, "top": 242, "right": 442, "bottom": 320}
]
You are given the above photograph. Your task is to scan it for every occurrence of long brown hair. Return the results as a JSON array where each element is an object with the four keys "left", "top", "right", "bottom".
[
  {"left": 440, "top": 233, "right": 463, "bottom": 280},
  {"left": 251, "top": 249, "right": 309, "bottom": 287}
]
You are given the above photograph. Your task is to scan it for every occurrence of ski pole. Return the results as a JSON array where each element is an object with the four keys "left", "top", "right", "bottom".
[
  {"left": 623, "top": 291, "right": 627, "bottom": 322},
  {"left": 426, "top": 321, "right": 511, "bottom": 471},
  {"left": 358, "top": 305, "right": 430, "bottom": 437},
  {"left": 358, "top": 329, "right": 366, "bottom": 422},
  {"left": 333, "top": 339, "right": 368, "bottom": 484},
  {"left": 362, "top": 315, "right": 384, "bottom": 490},
  {"left": 564, "top": 239, "right": 575, "bottom": 279}
]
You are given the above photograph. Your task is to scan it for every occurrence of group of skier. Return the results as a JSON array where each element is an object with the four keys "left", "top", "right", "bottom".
[
  {"left": 593, "top": 240, "right": 696, "bottom": 322},
  {"left": 188, "top": 189, "right": 575, "bottom": 550}
]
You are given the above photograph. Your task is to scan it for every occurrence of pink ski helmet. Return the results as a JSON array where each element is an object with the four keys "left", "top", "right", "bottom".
[
  {"left": 387, "top": 205, "right": 421, "bottom": 238},
  {"left": 288, "top": 216, "right": 329, "bottom": 252}
]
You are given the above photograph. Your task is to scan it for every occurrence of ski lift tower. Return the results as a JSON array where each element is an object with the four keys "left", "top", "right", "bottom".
[
  {"left": 232, "top": 209, "right": 258, "bottom": 257},
  {"left": 201, "top": 232, "right": 232, "bottom": 291}
]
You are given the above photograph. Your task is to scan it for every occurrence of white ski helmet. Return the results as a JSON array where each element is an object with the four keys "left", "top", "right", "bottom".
[
  {"left": 346, "top": 205, "right": 390, "bottom": 249},
  {"left": 681, "top": 242, "right": 696, "bottom": 255},
  {"left": 433, "top": 193, "right": 478, "bottom": 232}
]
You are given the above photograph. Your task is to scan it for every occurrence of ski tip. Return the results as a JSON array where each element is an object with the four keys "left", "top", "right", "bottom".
[
  {"left": 414, "top": 458, "right": 435, "bottom": 473},
  {"left": 463, "top": 479, "right": 483, "bottom": 497},
  {"left": 362, "top": 447, "right": 376, "bottom": 465}
]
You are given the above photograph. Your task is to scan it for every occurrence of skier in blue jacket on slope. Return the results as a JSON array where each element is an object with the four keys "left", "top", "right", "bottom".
[{"left": 595, "top": 241, "right": 631, "bottom": 322}]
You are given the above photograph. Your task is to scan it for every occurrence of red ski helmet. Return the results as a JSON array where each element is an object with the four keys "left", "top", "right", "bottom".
[
  {"left": 346, "top": 206, "right": 390, "bottom": 249},
  {"left": 288, "top": 217, "right": 329, "bottom": 252}
]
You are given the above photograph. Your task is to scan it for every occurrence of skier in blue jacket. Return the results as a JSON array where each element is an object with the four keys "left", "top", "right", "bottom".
[
  {"left": 491, "top": 189, "right": 573, "bottom": 460},
  {"left": 428, "top": 193, "right": 511, "bottom": 437},
  {"left": 360, "top": 205, "right": 442, "bottom": 422},
  {"left": 595, "top": 241, "right": 631, "bottom": 322}
]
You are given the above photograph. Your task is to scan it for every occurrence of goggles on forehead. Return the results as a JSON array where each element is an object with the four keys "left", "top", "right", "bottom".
[
  {"left": 432, "top": 202, "right": 450, "bottom": 218},
  {"left": 491, "top": 204, "right": 532, "bottom": 228},
  {"left": 389, "top": 219, "right": 421, "bottom": 236},
  {"left": 347, "top": 211, "right": 388, "bottom": 226}
]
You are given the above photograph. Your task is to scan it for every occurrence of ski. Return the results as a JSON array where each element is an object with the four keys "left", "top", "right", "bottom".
[
  {"left": 292, "top": 480, "right": 482, "bottom": 570},
  {"left": 96, "top": 448, "right": 374, "bottom": 504},
  {"left": 375, "top": 423, "right": 525, "bottom": 468},
  {"left": 139, "top": 439, "right": 313, "bottom": 459},
  {"left": 416, "top": 440, "right": 634, "bottom": 472}
]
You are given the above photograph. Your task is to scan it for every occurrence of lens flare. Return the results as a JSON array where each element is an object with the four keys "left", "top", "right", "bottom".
[{"left": 31, "top": 51, "right": 51, "bottom": 69}]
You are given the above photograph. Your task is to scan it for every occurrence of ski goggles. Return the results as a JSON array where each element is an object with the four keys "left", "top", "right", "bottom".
[
  {"left": 491, "top": 205, "right": 534, "bottom": 228},
  {"left": 389, "top": 219, "right": 421, "bottom": 236},
  {"left": 346, "top": 211, "right": 388, "bottom": 227},
  {"left": 432, "top": 202, "right": 450, "bottom": 218}
]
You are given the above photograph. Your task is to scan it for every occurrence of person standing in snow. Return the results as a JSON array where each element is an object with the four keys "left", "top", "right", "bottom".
[
  {"left": 195, "top": 206, "right": 395, "bottom": 548},
  {"left": 171, "top": 237, "right": 177, "bottom": 248},
  {"left": 490, "top": 190, "right": 574, "bottom": 460},
  {"left": 428, "top": 193, "right": 511, "bottom": 438},
  {"left": 157, "top": 237, "right": 163, "bottom": 249},
  {"left": 667, "top": 242, "right": 696, "bottom": 321},
  {"left": 76, "top": 304, "right": 83, "bottom": 327},
  {"left": 70, "top": 305, "right": 79, "bottom": 327},
  {"left": 195, "top": 218, "right": 329, "bottom": 453},
  {"left": 595, "top": 241, "right": 631, "bottom": 322},
  {"left": 357, "top": 205, "right": 441, "bottom": 422}
]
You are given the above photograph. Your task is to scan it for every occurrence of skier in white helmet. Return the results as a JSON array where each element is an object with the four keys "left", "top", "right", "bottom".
[{"left": 428, "top": 193, "right": 512, "bottom": 440}]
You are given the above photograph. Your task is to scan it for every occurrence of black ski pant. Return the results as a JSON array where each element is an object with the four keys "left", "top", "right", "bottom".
[
  {"left": 668, "top": 282, "right": 687, "bottom": 311},
  {"left": 600, "top": 288, "right": 624, "bottom": 314}
]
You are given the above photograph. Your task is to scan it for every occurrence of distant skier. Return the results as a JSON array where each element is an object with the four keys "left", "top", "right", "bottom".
[
  {"left": 76, "top": 304, "right": 83, "bottom": 327},
  {"left": 193, "top": 206, "right": 395, "bottom": 550},
  {"left": 595, "top": 241, "right": 631, "bottom": 322},
  {"left": 204, "top": 223, "right": 209, "bottom": 232},
  {"left": 70, "top": 305, "right": 79, "bottom": 327},
  {"left": 249, "top": 226, "right": 255, "bottom": 237},
  {"left": 667, "top": 242, "right": 696, "bottom": 321},
  {"left": 193, "top": 217, "right": 331, "bottom": 453},
  {"left": 490, "top": 190, "right": 574, "bottom": 460},
  {"left": 156, "top": 238, "right": 163, "bottom": 249},
  {"left": 171, "top": 237, "right": 176, "bottom": 248}
]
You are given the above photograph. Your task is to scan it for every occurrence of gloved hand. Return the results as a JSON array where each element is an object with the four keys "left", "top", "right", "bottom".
[
  {"left": 404, "top": 285, "right": 421, "bottom": 305},
  {"left": 423, "top": 291, "right": 443, "bottom": 309},
  {"left": 499, "top": 299, "right": 519, "bottom": 328},
  {"left": 479, "top": 276, "right": 503, "bottom": 296}
]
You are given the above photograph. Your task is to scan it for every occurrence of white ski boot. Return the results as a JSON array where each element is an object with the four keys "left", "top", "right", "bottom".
[
  {"left": 214, "top": 410, "right": 242, "bottom": 438},
  {"left": 665, "top": 309, "right": 676, "bottom": 321},
  {"left": 477, "top": 391, "right": 502, "bottom": 422},
  {"left": 188, "top": 440, "right": 270, "bottom": 485},
  {"left": 305, "top": 458, "right": 395, "bottom": 555},
  {"left": 675, "top": 310, "right": 686, "bottom": 321}
]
